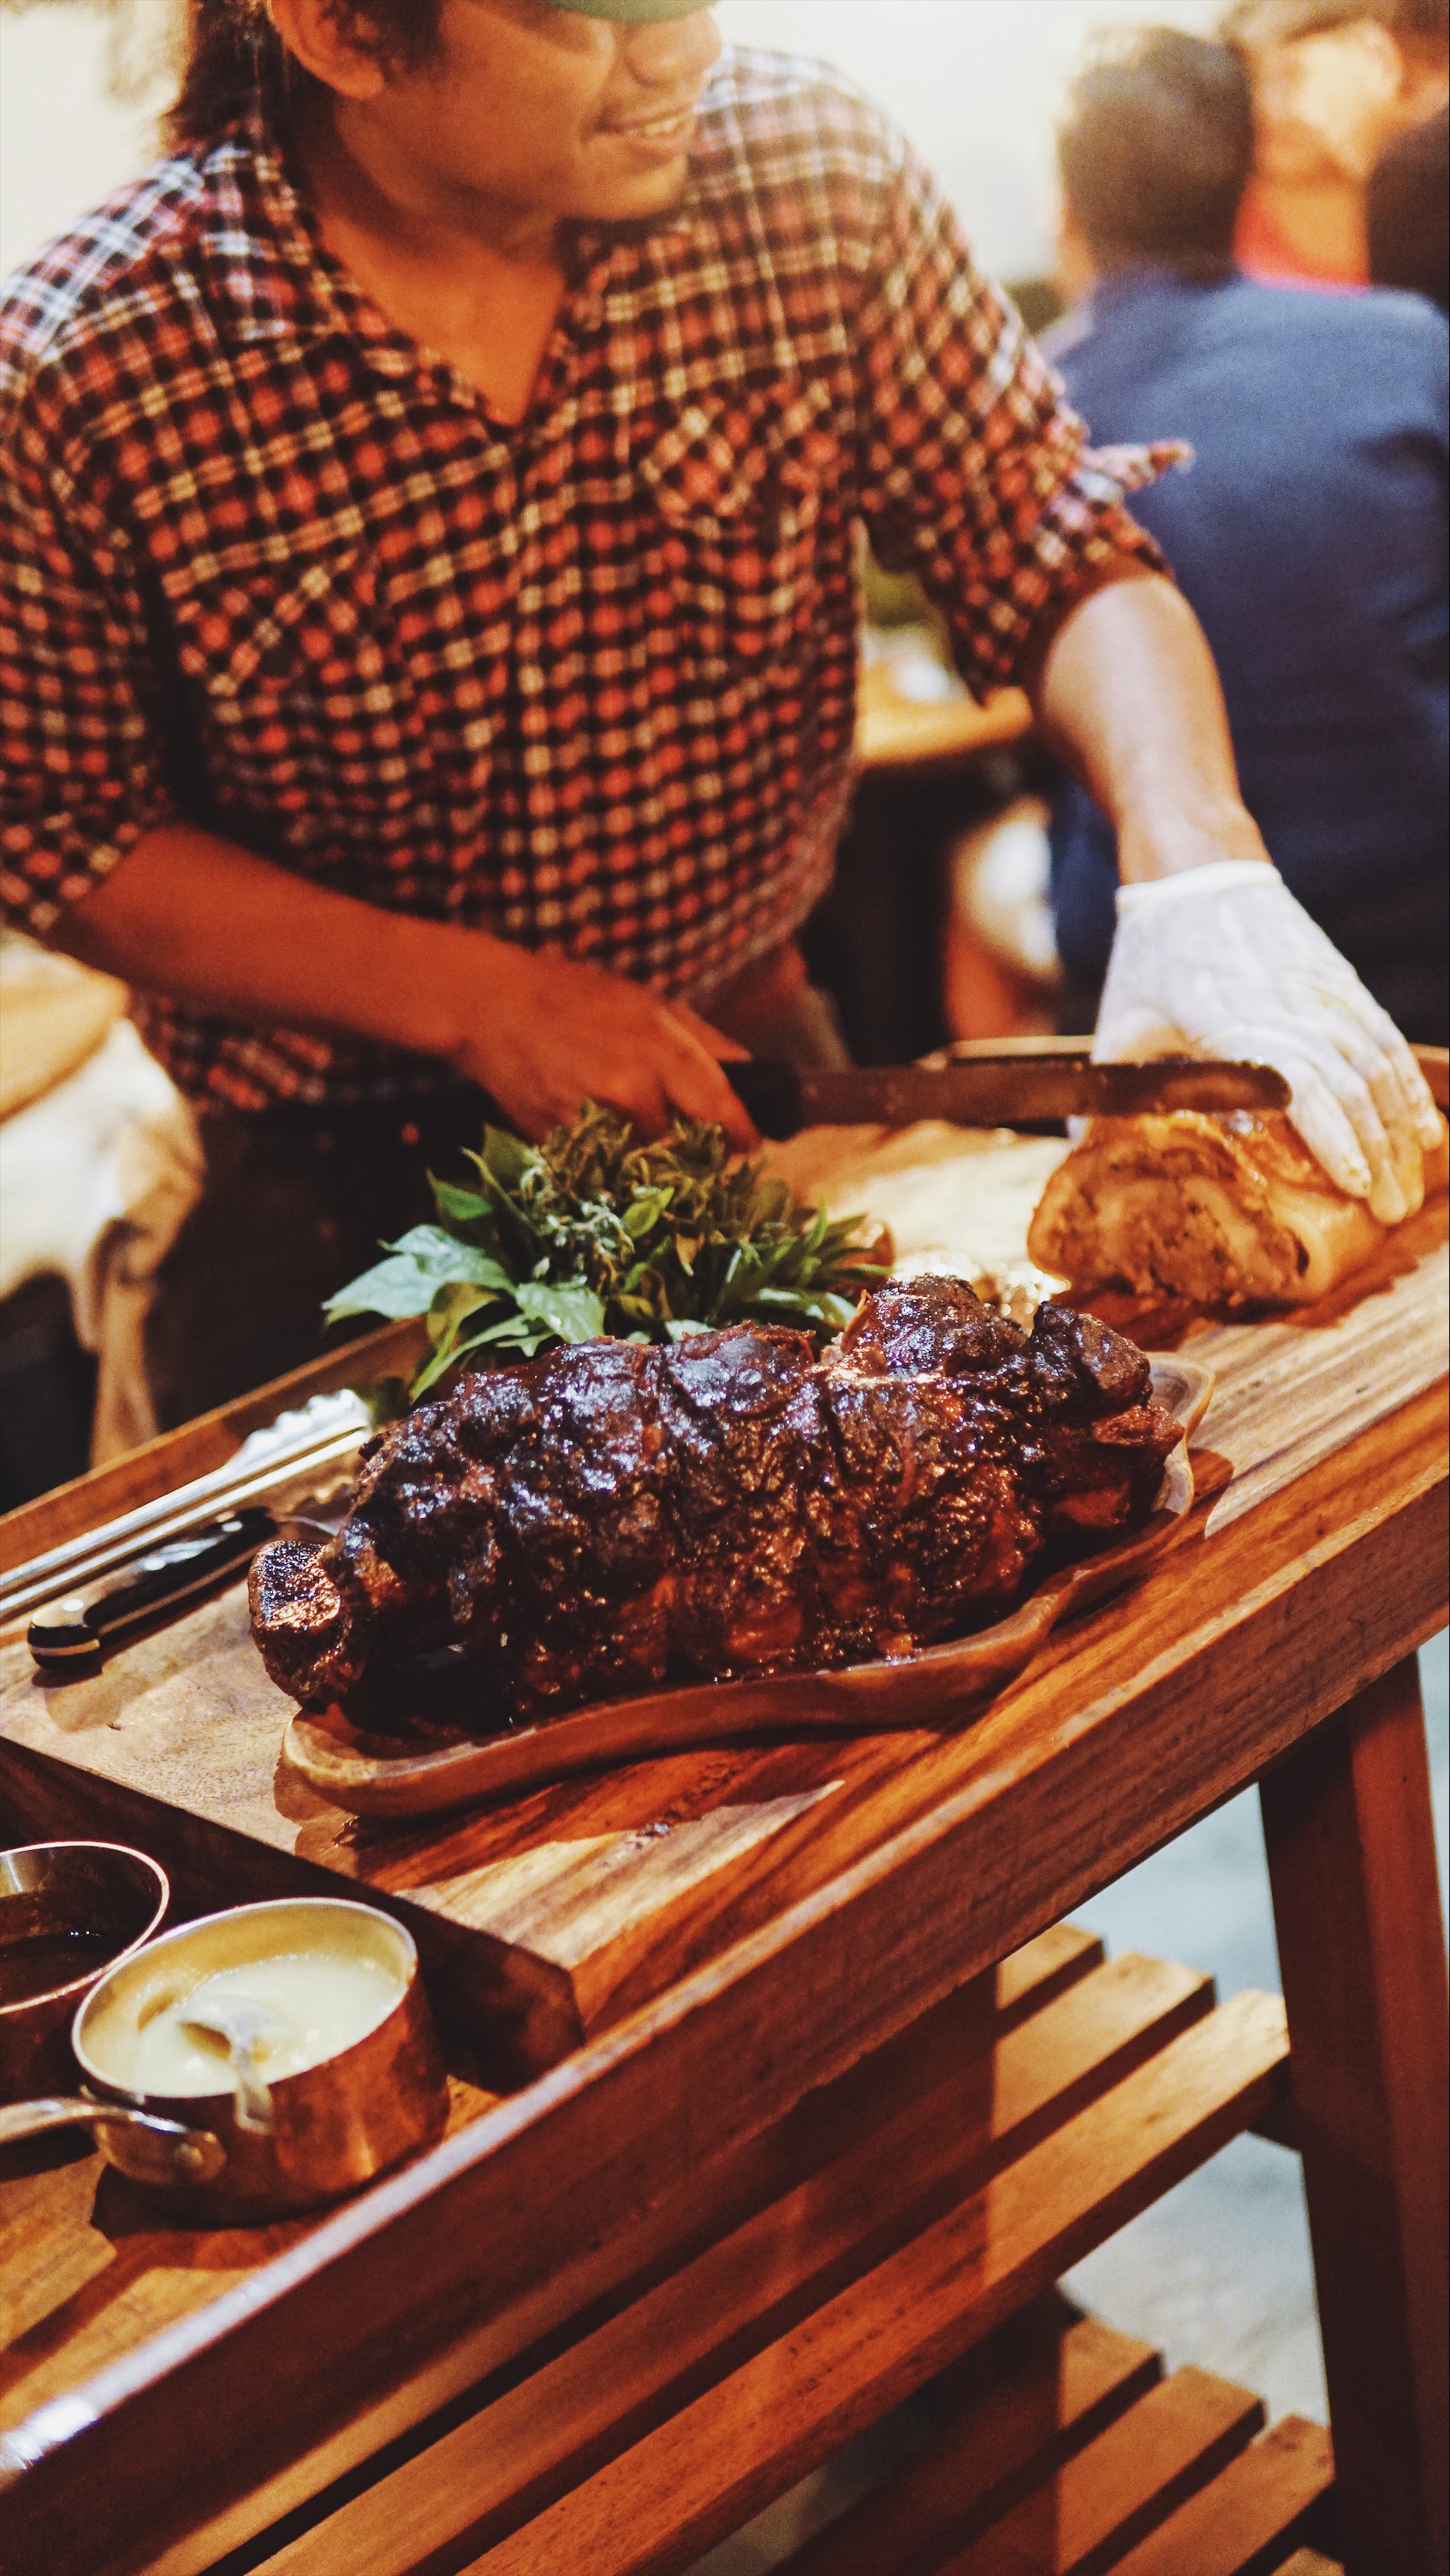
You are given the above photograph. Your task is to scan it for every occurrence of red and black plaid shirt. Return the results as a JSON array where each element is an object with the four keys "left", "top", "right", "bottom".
[{"left": 1, "top": 48, "right": 1170, "bottom": 1110}]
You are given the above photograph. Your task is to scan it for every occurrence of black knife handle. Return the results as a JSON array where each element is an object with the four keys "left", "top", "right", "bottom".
[
  {"left": 722, "top": 1060, "right": 804, "bottom": 1141},
  {"left": 27, "top": 1507, "right": 279, "bottom": 1667}
]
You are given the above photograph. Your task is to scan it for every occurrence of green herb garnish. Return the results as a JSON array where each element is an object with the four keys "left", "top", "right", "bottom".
[{"left": 326, "top": 1104, "right": 888, "bottom": 1404}]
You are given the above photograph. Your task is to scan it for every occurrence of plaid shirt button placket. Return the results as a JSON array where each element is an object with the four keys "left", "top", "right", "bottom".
[{"left": 0, "top": 47, "right": 1174, "bottom": 1114}]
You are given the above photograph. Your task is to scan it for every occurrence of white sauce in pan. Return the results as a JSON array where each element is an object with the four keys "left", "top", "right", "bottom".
[{"left": 91, "top": 1949, "right": 402, "bottom": 2096}]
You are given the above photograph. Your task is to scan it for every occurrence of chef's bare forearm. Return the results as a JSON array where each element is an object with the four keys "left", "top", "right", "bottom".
[
  {"left": 50, "top": 822, "right": 490, "bottom": 1059},
  {"left": 1026, "top": 568, "right": 1271, "bottom": 882},
  {"left": 47, "top": 820, "right": 756, "bottom": 1144}
]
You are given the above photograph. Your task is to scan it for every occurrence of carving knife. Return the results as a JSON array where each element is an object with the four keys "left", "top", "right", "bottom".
[{"left": 725, "top": 1051, "right": 1292, "bottom": 1141}]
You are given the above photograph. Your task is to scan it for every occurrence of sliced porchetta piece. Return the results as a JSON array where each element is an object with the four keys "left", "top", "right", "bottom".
[{"left": 1027, "top": 1110, "right": 1447, "bottom": 1309}]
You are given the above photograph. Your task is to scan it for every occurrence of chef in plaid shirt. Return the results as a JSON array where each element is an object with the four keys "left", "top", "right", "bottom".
[{"left": 2, "top": 0, "right": 1438, "bottom": 1427}]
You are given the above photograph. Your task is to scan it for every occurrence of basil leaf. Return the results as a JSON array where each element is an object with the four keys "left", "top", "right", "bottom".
[
  {"left": 477, "top": 1127, "right": 538, "bottom": 1192},
  {"left": 384, "top": 1225, "right": 512, "bottom": 1291},
  {"left": 461, "top": 1312, "right": 540, "bottom": 1347},
  {"left": 514, "top": 1279, "right": 606, "bottom": 1343},
  {"left": 431, "top": 1177, "right": 492, "bottom": 1227},
  {"left": 460, "top": 1318, "right": 552, "bottom": 1356},
  {"left": 324, "top": 1254, "right": 437, "bottom": 1323},
  {"left": 351, "top": 1375, "right": 411, "bottom": 1427},
  {"left": 426, "top": 1280, "right": 501, "bottom": 1353},
  {"left": 408, "top": 1347, "right": 455, "bottom": 1399},
  {"left": 623, "top": 1187, "right": 673, "bottom": 1239}
]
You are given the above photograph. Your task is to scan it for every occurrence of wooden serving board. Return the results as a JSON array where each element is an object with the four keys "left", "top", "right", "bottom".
[{"left": 0, "top": 1127, "right": 1444, "bottom": 2091}]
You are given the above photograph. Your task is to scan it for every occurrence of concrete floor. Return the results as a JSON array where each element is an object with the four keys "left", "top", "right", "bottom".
[{"left": 690, "top": 1632, "right": 1450, "bottom": 2573}]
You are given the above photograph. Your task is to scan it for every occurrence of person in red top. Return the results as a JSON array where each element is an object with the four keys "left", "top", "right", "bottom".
[
  {"left": 1225, "top": 0, "right": 1448, "bottom": 287},
  {"left": 2, "top": 0, "right": 1438, "bottom": 1426}
]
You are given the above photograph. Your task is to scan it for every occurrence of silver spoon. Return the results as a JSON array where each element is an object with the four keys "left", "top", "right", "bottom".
[{"left": 177, "top": 1989, "right": 280, "bottom": 2134}]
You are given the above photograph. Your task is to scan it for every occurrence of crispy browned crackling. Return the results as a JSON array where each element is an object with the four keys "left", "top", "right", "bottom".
[
  {"left": 249, "top": 1278, "right": 1179, "bottom": 1717},
  {"left": 1027, "top": 1112, "right": 1449, "bottom": 1310}
]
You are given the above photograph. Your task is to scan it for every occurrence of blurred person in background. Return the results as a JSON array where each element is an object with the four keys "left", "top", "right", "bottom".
[
  {"left": 1046, "top": 27, "right": 1448, "bottom": 1047},
  {"left": 1367, "top": 99, "right": 1449, "bottom": 306},
  {"left": 1223, "top": 0, "right": 1448, "bottom": 287},
  {"left": 2, "top": 0, "right": 1439, "bottom": 1435}
]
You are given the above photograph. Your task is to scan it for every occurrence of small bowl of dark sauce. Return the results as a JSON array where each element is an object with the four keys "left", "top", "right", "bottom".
[{"left": 0, "top": 1842, "right": 169, "bottom": 2103}]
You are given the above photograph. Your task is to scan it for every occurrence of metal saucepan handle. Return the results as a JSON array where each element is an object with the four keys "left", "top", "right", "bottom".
[{"left": 0, "top": 2096, "right": 226, "bottom": 2187}]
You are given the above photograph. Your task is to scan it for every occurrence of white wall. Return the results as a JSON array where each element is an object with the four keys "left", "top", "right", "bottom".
[
  {"left": 718, "top": 0, "right": 1217, "bottom": 278},
  {"left": 0, "top": 1, "right": 175, "bottom": 279},
  {"left": 3, "top": 0, "right": 1217, "bottom": 287}
]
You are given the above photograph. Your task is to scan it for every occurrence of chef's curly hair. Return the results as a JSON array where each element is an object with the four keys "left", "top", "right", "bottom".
[{"left": 167, "top": 0, "right": 444, "bottom": 146}]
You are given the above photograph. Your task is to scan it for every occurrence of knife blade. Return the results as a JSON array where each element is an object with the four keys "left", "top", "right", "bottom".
[{"left": 725, "top": 1054, "right": 1292, "bottom": 1140}]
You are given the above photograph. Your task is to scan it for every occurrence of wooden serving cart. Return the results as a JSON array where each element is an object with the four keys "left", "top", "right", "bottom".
[{"left": 0, "top": 1091, "right": 1445, "bottom": 2576}]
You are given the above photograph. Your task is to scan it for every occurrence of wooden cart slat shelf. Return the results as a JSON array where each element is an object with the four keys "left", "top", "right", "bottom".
[
  {"left": 461, "top": 1995, "right": 1287, "bottom": 2576},
  {"left": 206, "top": 1934, "right": 1282, "bottom": 2576},
  {"left": 1106, "top": 2418, "right": 1335, "bottom": 2576},
  {"left": 777, "top": 2301, "right": 1167, "bottom": 2576},
  {"left": 772, "top": 2312, "right": 1335, "bottom": 2576},
  {"left": 773, "top": 2311, "right": 1335, "bottom": 2576},
  {"left": 253, "top": 2318, "right": 1338, "bottom": 2576}
]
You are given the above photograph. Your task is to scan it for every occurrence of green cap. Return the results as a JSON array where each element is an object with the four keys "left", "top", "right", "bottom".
[{"left": 552, "top": 0, "right": 711, "bottom": 19}]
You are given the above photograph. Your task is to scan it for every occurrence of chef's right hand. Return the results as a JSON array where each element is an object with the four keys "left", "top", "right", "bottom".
[
  {"left": 1094, "top": 860, "right": 1441, "bottom": 1223},
  {"left": 441, "top": 938, "right": 758, "bottom": 1148}
]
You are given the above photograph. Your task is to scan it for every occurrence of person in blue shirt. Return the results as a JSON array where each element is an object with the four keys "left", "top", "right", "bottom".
[{"left": 1046, "top": 27, "right": 1448, "bottom": 1042}]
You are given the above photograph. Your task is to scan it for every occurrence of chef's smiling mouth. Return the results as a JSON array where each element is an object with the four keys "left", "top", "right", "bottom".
[{"left": 597, "top": 101, "right": 703, "bottom": 143}]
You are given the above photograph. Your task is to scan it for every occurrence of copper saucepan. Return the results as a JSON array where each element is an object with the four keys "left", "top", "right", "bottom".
[
  {"left": 0, "top": 1841, "right": 170, "bottom": 2103},
  {"left": 0, "top": 1895, "right": 449, "bottom": 2221}
]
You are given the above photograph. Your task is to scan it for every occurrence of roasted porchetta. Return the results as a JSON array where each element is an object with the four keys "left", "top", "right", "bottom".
[
  {"left": 1028, "top": 1111, "right": 1448, "bottom": 1310},
  {"left": 250, "top": 1276, "right": 1178, "bottom": 1718}
]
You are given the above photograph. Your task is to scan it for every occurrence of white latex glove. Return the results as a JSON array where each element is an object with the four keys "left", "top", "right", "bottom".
[{"left": 1094, "top": 860, "right": 1441, "bottom": 1223}]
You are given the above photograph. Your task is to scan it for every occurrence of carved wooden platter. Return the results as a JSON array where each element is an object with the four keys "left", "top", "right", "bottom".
[{"left": 282, "top": 1357, "right": 1214, "bottom": 1818}]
